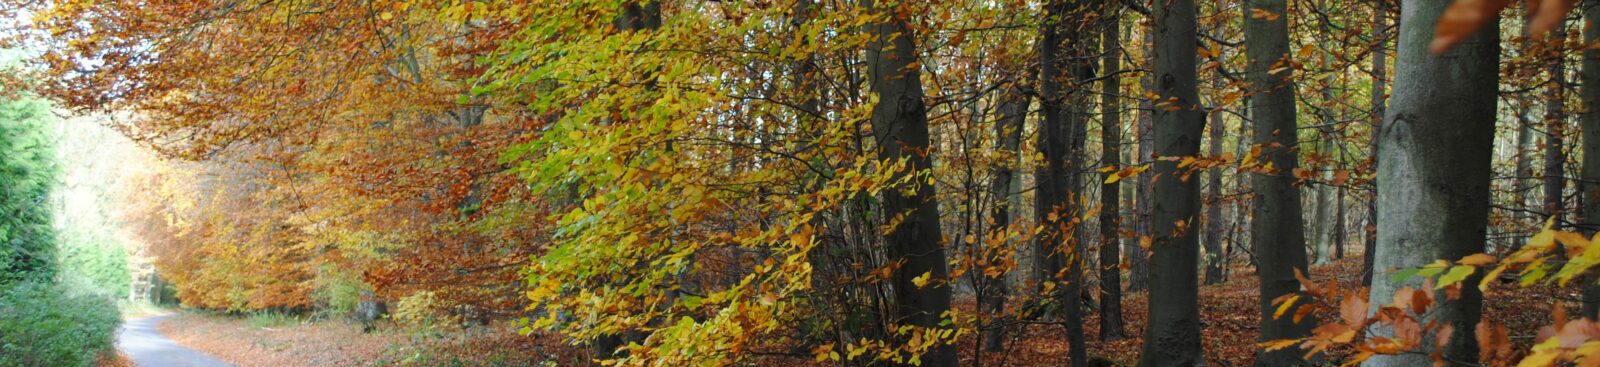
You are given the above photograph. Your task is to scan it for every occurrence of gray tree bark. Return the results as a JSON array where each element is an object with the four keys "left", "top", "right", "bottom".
[
  {"left": 1098, "top": 1, "right": 1127, "bottom": 341},
  {"left": 1246, "top": 0, "right": 1314, "bottom": 364},
  {"left": 1579, "top": 0, "right": 1600, "bottom": 320},
  {"left": 863, "top": 1, "right": 956, "bottom": 365},
  {"left": 1137, "top": 1, "right": 1204, "bottom": 366},
  {"left": 1364, "top": 0, "right": 1388, "bottom": 287},
  {"left": 1363, "top": 0, "right": 1499, "bottom": 365},
  {"left": 1204, "top": 88, "right": 1226, "bottom": 285},
  {"left": 1543, "top": 18, "right": 1568, "bottom": 226}
]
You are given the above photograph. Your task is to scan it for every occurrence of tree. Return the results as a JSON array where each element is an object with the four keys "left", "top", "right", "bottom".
[
  {"left": 0, "top": 92, "right": 56, "bottom": 285},
  {"left": 1580, "top": 0, "right": 1600, "bottom": 319},
  {"left": 1139, "top": 0, "right": 1205, "bottom": 365},
  {"left": 1098, "top": 0, "right": 1127, "bottom": 342},
  {"left": 1246, "top": 0, "right": 1313, "bottom": 364},
  {"left": 1542, "top": 17, "right": 1568, "bottom": 226},
  {"left": 1542, "top": 17, "right": 1568, "bottom": 224},
  {"left": 1364, "top": 0, "right": 1500, "bottom": 365},
  {"left": 1038, "top": 1, "right": 1099, "bottom": 364},
  {"left": 864, "top": 1, "right": 956, "bottom": 365}
]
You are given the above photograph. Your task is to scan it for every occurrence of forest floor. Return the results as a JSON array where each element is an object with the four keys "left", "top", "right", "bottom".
[
  {"left": 962, "top": 256, "right": 1561, "bottom": 366},
  {"left": 156, "top": 312, "right": 586, "bottom": 366},
  {"left": 151, "top": 256, "right": 1560, "bottom": 366}
]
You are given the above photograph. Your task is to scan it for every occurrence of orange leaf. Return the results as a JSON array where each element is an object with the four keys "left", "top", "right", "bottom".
[
  {"left": 1430, "top": 0, "right": 1513, "bottom": 54},
  {"left": 1457, "top": 253, "right": 1495, "bottom": 266},
  {"left": 1527, "top": 0, "right": 1576, "bottom": 38}
]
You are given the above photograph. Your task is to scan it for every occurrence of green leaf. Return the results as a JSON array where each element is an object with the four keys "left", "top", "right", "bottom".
[
  {"left": 1390, "top": 267, "right": 1421, "bottom": 283},
  {"left": 1436, "top": 265, "right": 1475, "bottom": 289}
]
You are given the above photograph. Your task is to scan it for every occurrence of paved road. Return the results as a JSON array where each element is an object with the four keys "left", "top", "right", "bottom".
[{"left": 117, "top": 315, "right": 233, "bottom": 367}]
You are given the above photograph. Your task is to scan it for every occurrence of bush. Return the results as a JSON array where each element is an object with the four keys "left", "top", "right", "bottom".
[
  {"left": 392, "top": 290, "right": 452, "bottom": 331},
  {"left": 245, "top": 311, "right": 302, "bottom": 328},
  {"left": 0, "top": 281, "right": 121, "bottom": 367},
  {"left": 312, "top": 265, "right": 367, "bottom": 319}
]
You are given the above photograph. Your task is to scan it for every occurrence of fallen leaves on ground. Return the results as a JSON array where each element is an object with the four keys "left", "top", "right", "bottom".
[{"left": 158, "top": 313, "right": 585, "bottom": 366}]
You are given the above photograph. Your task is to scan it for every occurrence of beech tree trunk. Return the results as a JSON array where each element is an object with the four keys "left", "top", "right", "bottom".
[
  {"left": 1544, "top": 18, "right": 1568, "bottom": 226},
  {"left": 1364, "top": 0, "right": 1499, "bottom": 365},
  {"left": 1130, "top": 5, "right": 1155, "bottom": 293},
  {"left": 1515, "top": 118, "right": 1535, "bottom": 225},
  {"left": 984, "top": 86, "right": 1028, "bottom": 352},
  {"left": 1138, "top": 1, "right": 1204, "bottom": 365},
  {"left": 1246, "top": 0, "right": 1313, "bottom": 364},
  {"left": 1098, "top": 1, "right": 1127, "bottom": 341},
  {"left": 1579, "top": 0, "right": 1600, "bottom": 320},
  {"left": 1363, "top": 0, "right": 1387, "bottom": 287},
  {"left": 1037, "top": 1, "right": 1094, "bottom": 364},
  {"left": 863, "top": 2, "right": 956, "bottom": 365},
  {"left": 1204, "top": 93, "right": 1226, "bottom": 285}
]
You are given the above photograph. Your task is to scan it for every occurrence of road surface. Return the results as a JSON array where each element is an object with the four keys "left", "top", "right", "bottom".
[{"left": 117, "top": 315, "right": 233, "bottom": 367}]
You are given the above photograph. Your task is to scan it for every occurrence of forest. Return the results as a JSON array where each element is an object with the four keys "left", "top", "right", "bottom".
[{"left": 2, "top": 0, "right": 1599, "bottom": 366}]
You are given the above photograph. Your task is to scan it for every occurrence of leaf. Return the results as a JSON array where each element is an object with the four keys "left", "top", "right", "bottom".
[
  {"left": 1526, "top": 0, "right": 1576, "bottom": 38},
  {"left": 1431, "top": 0, "right": 1513, "bottom": 54},
  {"left": 1479, "top": 265, "right": 1508, "bottom": 292},
  {"left": 1458, "top": 253, "right": 1495, "bottom": 266},
  {"left": 1249, "top": 8, "right": 1281, "bottom": 21},
  {"left": 1391, "top": 267, "right": 1422, "bottom": 283},
  {"left": 1341, "top": 295, "right": 1369, "bottom": 326},
  {"left": 1274, "top": 294, "right": 1301, "bottom": 319},
  {"left": 912, "top": 271, "right": 931, "bottom": 289},
  {"left": 1438, "top": 265, "right": 1476, "bottom": 289}
]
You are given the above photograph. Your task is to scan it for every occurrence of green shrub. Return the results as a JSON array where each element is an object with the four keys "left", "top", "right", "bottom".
[
  {"left": 0, "top": 281, "right": 121, "bottom": 367},
  {"left": 246, "top": 311, "right": 301, "bottom": 328},
  {"left": 312, "top": 265, "right": 367, "bottom": 318}
]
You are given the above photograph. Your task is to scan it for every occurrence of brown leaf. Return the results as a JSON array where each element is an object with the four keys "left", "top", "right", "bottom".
[
  {"left": 1341, "top": 294, "right": 1368, "bottom": 326},
  {"left": 1527, "top": 0, "right": 1575, "bottom": 38},
  {"left": 1430, "top": 0, "right": 1513, "bottom": 54}
]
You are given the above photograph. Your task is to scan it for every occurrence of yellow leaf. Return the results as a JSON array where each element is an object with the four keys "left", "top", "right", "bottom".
[
  {"left": 1479, "top": 265, "right": 1508, "bottom": 292},
  {"left": 912, "top": 271, "right": 932, "bottom": 288},
  {"left": 1458, "top": 253, "right": 1495, "bottom": 266},
  {"left": 1274, "top": 294, "right": 1301, "bottom": 319}
]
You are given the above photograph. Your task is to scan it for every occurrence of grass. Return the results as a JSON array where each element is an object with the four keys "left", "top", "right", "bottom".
[{"left": 245, "top": 311, "right": 302, "bottom": 329}]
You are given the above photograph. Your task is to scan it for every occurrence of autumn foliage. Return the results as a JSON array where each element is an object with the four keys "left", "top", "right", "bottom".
[{"left": 9, "top": 0, "right": 1600, "bottom": 366}]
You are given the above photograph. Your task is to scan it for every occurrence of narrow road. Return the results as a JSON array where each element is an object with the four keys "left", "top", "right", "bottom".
[{"left": 117, "top": 315, "right": 233, "bottom": 367}]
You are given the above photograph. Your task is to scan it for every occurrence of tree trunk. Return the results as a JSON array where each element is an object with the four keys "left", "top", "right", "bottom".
[
  {"left": 1137, "top": 1, "right": 1204, "bottom": 366},
  {"left": 1246, "top": 0, "right": 1314, "bottom": 364},
  {"left": 1204, "top": 87, "right": 1226, "bottom": 285},
  {"left": 1335, "top": 186, "right": 1346, "bottom": 259},
  {"left": 984, "top": 87, "right": 1028, "bottom": 352},
  {"left": 1515, "top": 118, "right": 1534, "bottom": 225},
  {"left": 1130, "top": 3, "right": 1155, "bottom": 293},
  {"left": 1037, "top": 1, "right": 1094, "bottom": 364},
  {"left": 1364, "top": 0, "right": 1499, "bottom": 365},
  {"left": 863, "top": 2, "right": 956, "bottom": 365},
  {"left": 1312, "top": 68, "right": 1338, "bottom": 266},
  {"left": 1544, "top": 18, "right": 1568, "bottom": 226},
  {"left": 1363, "top": 0, "right": 1387, "bottom": 288},
  {"left": 1098, "top": 1, "right": 1127, "bottom": 341},
  {"left": 1579, "top": 0, "right": 1600, "bottom": 320}
]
